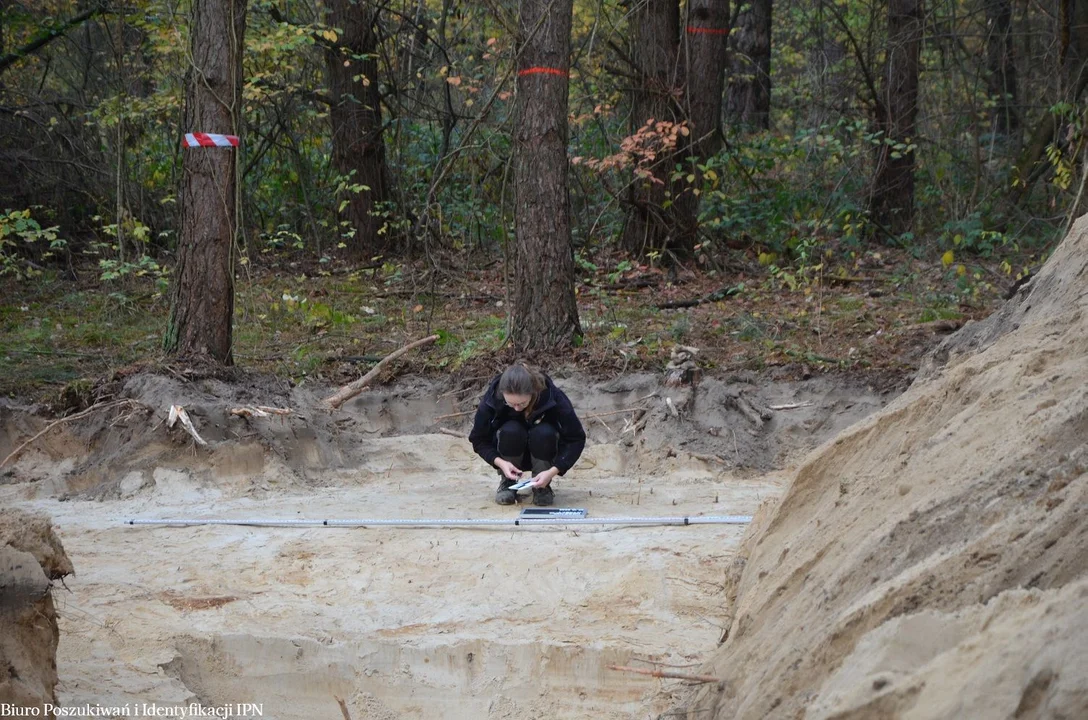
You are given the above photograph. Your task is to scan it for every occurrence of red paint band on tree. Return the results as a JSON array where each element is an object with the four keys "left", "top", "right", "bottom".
[
  {"left": 183, "top": 133, "right": 240, "bottom": 148},
  {"left": 685, "top": 26, "right": 729, "bottom": 35},
  {"left": 518, "top": 67, "right": 569, "bottom": 78}
]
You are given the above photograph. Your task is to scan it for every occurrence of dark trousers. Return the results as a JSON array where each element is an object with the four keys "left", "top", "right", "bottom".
[{"left": 496, "top": 419, "right": 559, "bottom": 474}]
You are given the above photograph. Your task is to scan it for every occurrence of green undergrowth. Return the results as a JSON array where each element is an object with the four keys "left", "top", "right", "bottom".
[{"left": 0, "top": 246, "right": 1018, "bottom": 402}]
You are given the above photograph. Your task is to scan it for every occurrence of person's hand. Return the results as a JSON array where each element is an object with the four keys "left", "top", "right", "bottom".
[
  {"left": 530, "top": 467, "right": 559, "bottom": 488},
  {"left": 495, "top": 458, "right": 524, "bottom": 481}
]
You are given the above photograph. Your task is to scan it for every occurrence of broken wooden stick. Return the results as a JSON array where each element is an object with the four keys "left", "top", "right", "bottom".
[
  {"left": 436, "top": 427, "right": 465, "bottom": 439},
  {"left": 334, "top": 696, "right": 352, "bottom": 720},
  {"left": 584, "top": 406, "right": 648, "bottom": 419},
  {"left": 0, "top": 399, "right": 140, "bottom": 468},
  {"left": 434, "top": 410, "right": 472, "bottom": 421},
  {"left": 167, "top": 405, "right": 207, "bottom": 446},
  {"left": 768, "top": 401, "right": 813, "bottom": 411},
  {"left": 621, "top": 409, "right": 648, "bottom": 436},
  {"left": 324, "top": 334, "right": 439, "bottom": 409},
  {"left": 608, "top": 664, "right": 722, "bottom": 684},
  {"left": 230, "top": 405, "right": 293, "bottom": 418}
]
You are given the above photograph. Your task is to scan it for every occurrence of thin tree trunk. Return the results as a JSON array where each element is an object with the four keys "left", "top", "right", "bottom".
[
  {"left": 809, "top": 3, "right": 848, "bottom": 128},
  {"left": 1010, "top": 0, "right": 1088, "bottom": 205},
  {"left": 672, "top": 0, "right": 730, "bottom": 245},
  {"left": 325, "top": 0, "right": 392, "bottom": 258},
  {"left": 726, "top": 0, "right": 772, "bottom": 131},
  {"left": 620, "top": 0, "right": 681, "bottom": 258},
  {"left": 437, "top": 0, "right": 456, "bottom": 159},
  {"left": 509, "top": 0, "right": 581, "bottom": 352},
  {"left": 164, "top": 0, "right": 247, "bottom": 364},
  {"left": 986, "top": 0, "right": 1019, "bottom": 144},
  {"left": 870, "top": 0, "right": 921, "bottom": 236}
]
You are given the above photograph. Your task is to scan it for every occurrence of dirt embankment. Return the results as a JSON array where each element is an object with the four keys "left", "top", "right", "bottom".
[
  {"left": 675, "top": 220, "right": 1088, "bottom": 719},
  {"left": 1, "top": 509, "right": 74, "bottom": 711}
]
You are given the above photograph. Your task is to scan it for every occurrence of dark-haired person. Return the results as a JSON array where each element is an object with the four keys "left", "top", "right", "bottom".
[{"left": 468, "top": 363, "right": 586, "bottom": 506}]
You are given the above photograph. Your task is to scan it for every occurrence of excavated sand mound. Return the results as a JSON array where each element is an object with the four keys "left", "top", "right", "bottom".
[
  {"left": 0, "top": 509, "right": 73, "bottom": 709},
  {"left": 678, "top": 220, "right": 1088, "bottom": 717}
]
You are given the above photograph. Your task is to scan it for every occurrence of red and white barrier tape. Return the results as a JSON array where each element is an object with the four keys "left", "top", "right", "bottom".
[{"left": 183, "top": 133, "right": 240, "bottom": 148}]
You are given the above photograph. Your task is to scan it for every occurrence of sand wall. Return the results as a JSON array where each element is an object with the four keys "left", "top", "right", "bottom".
[
  {"left": 0, "top": 509, "right": 74, "bottom": 714},
  {"left": 678, "top": 219, "right": 1088, "bottom": 718}
]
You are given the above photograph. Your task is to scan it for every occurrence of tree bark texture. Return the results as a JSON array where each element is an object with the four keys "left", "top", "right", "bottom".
[
  {"left": 325, "top": 0, "right": 391, "bottom": 258},
  {"left": 672, "top": 0, "right": 730, "bottom": 243},
  {"left": 165, "top": 0, "right": 247, "bottom": 364},
  {"left": 621, "top": 0, "right": 683, "bottom": 257},
  {"left": 726, "top": 0, "right": 772, "bottom": 131},
  {"left": 985, "top": 0, "right": 1019, "bottom": 142},
  {"left": 510, "top": 0, "right": 581, "bottom": 352},
  {"left": 870, "top": 0, "right": 921, "bottom": 236}
]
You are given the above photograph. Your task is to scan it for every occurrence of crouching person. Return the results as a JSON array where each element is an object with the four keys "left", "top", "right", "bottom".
[{"left": 468, "top": 363, "right": 586, "bottom": 506}]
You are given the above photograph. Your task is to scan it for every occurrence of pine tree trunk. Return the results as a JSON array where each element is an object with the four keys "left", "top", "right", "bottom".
[
  {"left": 871, "top": 0, "right": 922, "bottom": 236},
  {"left": 986, "top": 0, "right": 1019, "bottom": 143},
  {"left": 673, "top": 0, "right": 730, "bottom": 246},
  {"left": 726, "top": 0, "right": 772, "bottom": 131},
  {"left": 620, "top": 0, "right": 681, "bottom": 258},
  {"left": 509, "top": 0, "right": 581, "bottom": 352},
  {"left": 164, "top": 0, "right": 247, "bottom": 364},
  {"left": 325, "top": 0, "right": 391, "bottom": 258}
]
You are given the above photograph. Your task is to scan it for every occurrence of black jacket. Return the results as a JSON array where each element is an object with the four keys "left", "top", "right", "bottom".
[{"left": 468, "top": 373, "right": 586, "bottom": 475}]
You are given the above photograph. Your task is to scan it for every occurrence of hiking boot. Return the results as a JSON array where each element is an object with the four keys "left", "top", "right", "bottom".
[
  {"left": 528, "top": 456, "right": 555, "bottom": 506},
  {"left": 495, "top": 478, "right": 517, "bottom": 505},
  {"left": 532, "top": 484, "right": 554, "bottom": 506}
]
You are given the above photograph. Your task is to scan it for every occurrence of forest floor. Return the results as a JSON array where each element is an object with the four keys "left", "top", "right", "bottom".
[{"left": 0, "top": 244, "right": 1023, "bottom": 403}]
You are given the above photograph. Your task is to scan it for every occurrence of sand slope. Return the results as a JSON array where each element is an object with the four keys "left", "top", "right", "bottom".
[
  {"left": 681, "top": 220, "right": 1088, "bottom": 718},
  {"left": 0, "top": 509, "right": 73, "bottom": 708}
]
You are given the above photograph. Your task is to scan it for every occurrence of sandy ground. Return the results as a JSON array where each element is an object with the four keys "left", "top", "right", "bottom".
[
  {"left": 1, "top": 436, "right": 782, "bottom": 719},
  {"left": 674, "top": 218, "right": 1088, "bottom": 718}
]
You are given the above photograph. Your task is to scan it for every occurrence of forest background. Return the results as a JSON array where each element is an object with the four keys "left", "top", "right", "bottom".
[{"left": 1, "top": 0, "right": 1083, "bottom": 400}]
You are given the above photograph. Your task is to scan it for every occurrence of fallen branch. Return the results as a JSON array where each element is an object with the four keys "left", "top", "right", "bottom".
[
  {"left": 434, "top": 410, "right": 473, "bottom": 421},
  {"left": 334, "top": 696, "right": 352, "bottom": 720},
  {"left": 768, "top": 401, "right": 813, "bottom": 411},
  {"left": 230, "top": 405, "right": 293, "bottom": 418},
  {"left": 324, "top": 334, "right": 439, "bottom": 409},
  {"left": 690, "top": 452, "right": 729, "bottom": 465},
  {"left": 584, "top": 406, "right": 648, "bottom": 419},
  {"left": 1, "top": 399, "right": 139, "bottom": 468},
  {"left": 608, "top": 664, "right": 722, "bottom": 684},
  {"left": 622, "top": 409, "right": 648, "bottom": 436},
  {"left": 725, "top": 390, "right": 772, "bottom": 429},
  {"left": 436, "top": 427, "right": 465, "bottom": 439}
]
